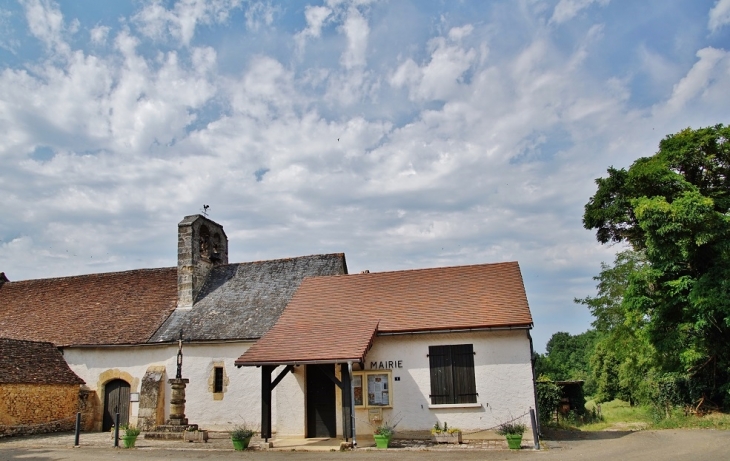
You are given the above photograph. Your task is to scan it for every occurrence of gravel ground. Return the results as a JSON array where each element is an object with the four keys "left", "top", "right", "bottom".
[{"left": 0, "top": 429, "right": 726, "bottom": 461}]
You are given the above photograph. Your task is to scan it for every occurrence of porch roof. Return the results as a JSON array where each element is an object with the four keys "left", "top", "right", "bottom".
[{"left": 235, "top": 261, "right": 533, "bottom": 366}]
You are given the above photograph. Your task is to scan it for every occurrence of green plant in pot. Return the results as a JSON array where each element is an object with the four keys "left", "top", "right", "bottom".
[
  {"left": 121, "top": 425, "right": 141, "bottom": 448},
  {"left": 230, "top": 424, "right": 256, "bottom": 450},
  {"left": 373, "top": 423, "right": 394, "bottom": 449},
  {"left": 496, "top": 421, "right": 526, "bottom": 449}
]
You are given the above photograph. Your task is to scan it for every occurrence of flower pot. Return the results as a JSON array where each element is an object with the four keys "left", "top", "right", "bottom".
[
  {"left": 232, "top": 436, "right": 252, "bottom": 451},
  {"left": 121, "top": 434, "right": 138, "bottom": 448},
  {"left": 373, "top": 434, "right": 391, "bottom": 449},
  {"left": 184, "top": 430, "right": 209, "bottom": 443},
  {"left": 431, "top": 432, "right": 462, "bottom": 444},
  {"left": 505, "top": 434, "right": 523, "bottom": 449}
]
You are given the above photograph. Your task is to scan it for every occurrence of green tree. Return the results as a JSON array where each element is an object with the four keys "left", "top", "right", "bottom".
[
  {"left": 535, "top": 330, "right": 599, "bottom": 395},
  {"left": 576, "top": 250, "right": 656, "bottom": 404},
  {"left": 583, "top": 124, "right": 730, "bottom": 408}
]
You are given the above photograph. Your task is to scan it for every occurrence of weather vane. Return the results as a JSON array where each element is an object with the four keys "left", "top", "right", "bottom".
[{"left": 201, "top": 204, "right": 209, "bottom": 217}]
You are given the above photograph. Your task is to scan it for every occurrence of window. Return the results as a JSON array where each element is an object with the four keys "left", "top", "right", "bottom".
[
  {"left": 214, "top": 367, "right": 224, "bottom": 393},
  {"left": 352, "top": 371, "right": 392, "bottom": 407},
  {"left": 428, "top": 344, "right": 477, "bottom": 405}
]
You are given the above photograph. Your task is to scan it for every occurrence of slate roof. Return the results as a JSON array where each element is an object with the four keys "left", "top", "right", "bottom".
[
  {"left": 0, "top": 338, "right": 84, "bottom": 385},
  {"left": 151, "top": 254, "right": 348, "bottom": 342},
  {"left": 236, "top": 261, "right": 533, "bottom": 366},
  {"left": 0, "top": 268, "right": 178, "bottom": 347}
]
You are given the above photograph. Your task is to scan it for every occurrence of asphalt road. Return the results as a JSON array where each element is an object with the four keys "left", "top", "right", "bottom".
[{"left": 0, "top": 429, "right": 726, "bottom": 461}]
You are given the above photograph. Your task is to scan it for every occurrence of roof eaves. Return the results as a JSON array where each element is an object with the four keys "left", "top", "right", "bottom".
[{"left": 377, "top": 323, "right": 533, "bottom": 336}]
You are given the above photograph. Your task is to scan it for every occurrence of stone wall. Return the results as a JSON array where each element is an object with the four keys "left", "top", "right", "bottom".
[
  {"left": 0, "top": 384, "right": 79, "bottom": 437},
  {"left": 78, "top": 389, "right": 98, "bottom": 432}
]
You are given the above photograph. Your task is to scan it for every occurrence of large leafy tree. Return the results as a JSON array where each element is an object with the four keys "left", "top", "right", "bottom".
[{"left": 583, "top": 124, "right": 730, "bottom": 408}]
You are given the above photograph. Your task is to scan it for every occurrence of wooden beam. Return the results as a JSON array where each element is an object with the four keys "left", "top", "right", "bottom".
[
  {"left": 271, "top": 365, "right": 294, "bottom": 390},
  {"left": 317, "top": 364, "right": 342, "bottom": 389}
]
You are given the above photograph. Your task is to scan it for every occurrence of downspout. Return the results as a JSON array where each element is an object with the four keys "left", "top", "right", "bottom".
[
  {"left": 348, "top": 361, "right": 357, "bottom": 448},
  {"left": 527, "top": 330, "right": 541, "bottom": 436}
]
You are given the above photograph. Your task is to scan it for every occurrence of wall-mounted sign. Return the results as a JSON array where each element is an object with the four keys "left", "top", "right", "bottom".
[
  {"left": 130, "top": 393, "right": 140, "bottom": 402},
  {"left": 369, "top": 360, "right": 402, "bottom": 369}
]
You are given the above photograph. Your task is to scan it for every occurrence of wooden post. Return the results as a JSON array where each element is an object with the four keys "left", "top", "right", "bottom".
[
  {"left": 261, "top": 365, "right": 274, "bottom": 441},
  {"left": 340, "top": 363, "right": 352, "bottom": 441}
]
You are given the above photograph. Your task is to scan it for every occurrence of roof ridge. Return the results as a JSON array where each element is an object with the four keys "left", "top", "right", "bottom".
[
  {"left": 4, "top": 267, "right": 177, "bottom": 284},
  {"left": 222, "top": 253, "right": 345, "bottom": 267},
  {"left": 337, "top": 260, "right": 519, "bottom": 278}
]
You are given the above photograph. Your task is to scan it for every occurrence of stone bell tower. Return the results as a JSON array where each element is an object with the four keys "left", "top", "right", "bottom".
[{"left": 177, "top": 215, "right": 228, "bottom": 309}]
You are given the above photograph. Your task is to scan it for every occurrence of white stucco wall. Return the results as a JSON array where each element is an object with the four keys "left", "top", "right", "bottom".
[
  {"left": 62, "top": 342, "right": 264, "bottom": 431},
  {"left": 274, "top": 329, "right": 536, "bottom": 438},
  {"left": 274, "top": 366, "right": 306, "bottom": 436}
]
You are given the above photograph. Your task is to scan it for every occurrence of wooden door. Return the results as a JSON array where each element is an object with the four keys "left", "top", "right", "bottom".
[
  {"left": 306, "top": 365, "right": 336, "bottom": 438},
  {"left": 103, "top": 379, "right": 130, "bottom": 431}
]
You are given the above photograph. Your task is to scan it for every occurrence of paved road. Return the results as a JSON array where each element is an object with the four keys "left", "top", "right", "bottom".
[{"left": 0, "top": 429, "right": 726, "bottom": 460}]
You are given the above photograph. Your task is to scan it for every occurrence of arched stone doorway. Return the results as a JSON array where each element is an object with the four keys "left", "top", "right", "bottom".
[{"left": 103, "top": 379, "right": 130, "bottom": 431}]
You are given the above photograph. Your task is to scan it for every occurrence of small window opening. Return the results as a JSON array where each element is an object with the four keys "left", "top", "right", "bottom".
[{"left": 214, "top": 367, "right": 224, "bottom": 393}]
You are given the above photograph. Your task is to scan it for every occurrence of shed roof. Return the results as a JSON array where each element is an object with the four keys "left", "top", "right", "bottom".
[
  {"left": 0, "top": 338, "right": 84, "bottom": 385},
  {"left": 236, "top": 261, "right": 533, "bottom": 366}
]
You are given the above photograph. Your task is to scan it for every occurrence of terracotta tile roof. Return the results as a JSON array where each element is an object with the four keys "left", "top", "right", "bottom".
[
  {"left": 0, "top": 268, "right": 178, "bottom": 347},
  {"left": 236, "top": 261, "right": 533, "bottom": 366},
  {"left": 0, "top": 338, "right": 84, "bottom": 384},
  {"left": 150, "top": 254, "right": 348, "bottom": 342}
]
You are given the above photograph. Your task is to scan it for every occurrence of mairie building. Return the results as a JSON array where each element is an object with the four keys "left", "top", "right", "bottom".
[{"left": 0, "top": 215, "right": 538, "bottom": 443}]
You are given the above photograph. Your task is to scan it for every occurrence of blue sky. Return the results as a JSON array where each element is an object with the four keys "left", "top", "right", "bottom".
[{"left": 1, "top": 0, "right": 729, "bottom": 352}]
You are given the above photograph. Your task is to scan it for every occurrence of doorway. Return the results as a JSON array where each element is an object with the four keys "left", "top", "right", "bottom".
[
  {"left": 103, "top": 379, "right": 130, "bottom": 431},
  {"left": 306, "top": 364, "right": 336, "bottom": 437}
]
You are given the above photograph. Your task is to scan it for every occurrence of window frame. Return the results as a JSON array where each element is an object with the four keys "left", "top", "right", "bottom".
[
  {"left": 352, "top": 370, "right": 393, "bottom": 408},
  {"left": 428, "top": 344, "right": 478, "bottom": 405}
]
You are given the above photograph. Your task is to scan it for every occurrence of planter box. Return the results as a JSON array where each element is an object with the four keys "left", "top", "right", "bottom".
[
  {"left": 184, "top": 430, "right": 209, "bottom": 443},
  {"left": 431, "top": 432, "right": 462, "bottom": 444}
]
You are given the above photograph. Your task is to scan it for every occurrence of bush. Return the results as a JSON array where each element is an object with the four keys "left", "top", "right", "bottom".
[
  {"left": 536, "top": 379, "right": 562, "bottom": 425},
  {"left": 230, "top": 424, "right": 255, "bottom": 440},
  {"left": 495, "top": 421, "right": 526, "bottom": 436},
  {"left": 122, "top": 425, "right": 141, "bottom": 437}
]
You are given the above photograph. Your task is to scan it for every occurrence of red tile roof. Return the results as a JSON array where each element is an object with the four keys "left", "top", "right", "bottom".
[
  {"left": 0, "top": 268, "right": 178, "bottom": 347},
  {"left": 236, "top": 261, "right": 533, "bottom": 366},
  {"left": 0, "top": 338, "right": 85, "bottom": 384}
]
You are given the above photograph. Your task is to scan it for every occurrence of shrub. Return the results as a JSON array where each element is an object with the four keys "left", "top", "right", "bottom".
[{"left": 495, "top": 421, "right": 526, "bottom": 436}]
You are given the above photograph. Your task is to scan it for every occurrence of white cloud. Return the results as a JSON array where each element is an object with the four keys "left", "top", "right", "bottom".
[
  {"left": 21, "top": 0, "right": 68, "bottom": 53},
  {"left": 90, "top": 25, "right": 110, "bottom": 44},
  {"left": 294, "top": 5, "right": 332, "bottom": 53},
  {"left": 709, "top": 0, "right": 730, "bottom": 31},
  {"left": 550, "top": 0, "right": 610, "bottom": 24},
  {"left": 245, "top": 1, "right": 278, "bottom": 31},
  {"left": 339, "top": 6, "right": 369, "bottom": 69},
  {"left": 133, "top": 0, "right": 243, "bottom": 47},
  {"left": 661, "top": 47, "right": 729, "bottom": 115},
  {"left": 390, "top": 26, "right": 477, "bottom": 101}
]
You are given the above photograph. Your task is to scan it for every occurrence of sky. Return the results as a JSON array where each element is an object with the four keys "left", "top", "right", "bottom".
[{"left": 1, "top": 0, "right": 729, "bottom": 353}]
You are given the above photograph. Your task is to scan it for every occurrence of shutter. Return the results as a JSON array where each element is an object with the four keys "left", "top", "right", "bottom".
[
  {"left": 429, "top": 345, "right": 453, "bottom": 405},
  {"left": 452, "top": 344, "right": 477, "bottom": 403}
]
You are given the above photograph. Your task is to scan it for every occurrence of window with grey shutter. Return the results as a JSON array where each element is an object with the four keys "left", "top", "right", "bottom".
[{"left": 428, "top": 344, "right": 477, "bottom": 404}]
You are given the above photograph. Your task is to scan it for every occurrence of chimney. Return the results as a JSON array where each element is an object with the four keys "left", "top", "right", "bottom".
[{"left": 177, "top": 215, "right": 228, "bottom": 309}]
